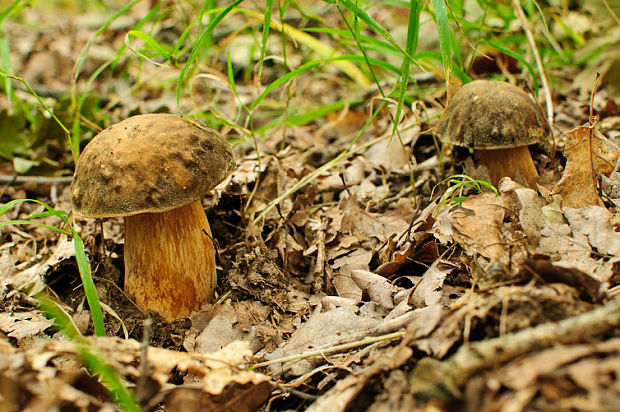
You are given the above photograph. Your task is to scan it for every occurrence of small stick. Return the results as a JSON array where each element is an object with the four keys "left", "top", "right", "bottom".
[
  {"left": 253, "top": 331, "right": 405, "bottom": 368},
  {"left": 413, "top": 296, "right": 620, "bottom": 398},
  {"left": 134, "top": 318, "right": 153, "bottom": 403},
  {"left": 0, "top": 174, "right": 73, "bottom": 184}
]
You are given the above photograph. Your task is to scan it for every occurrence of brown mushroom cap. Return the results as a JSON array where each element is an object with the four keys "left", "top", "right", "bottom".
[
  {"left": 436, "top": 80, "right": 549, "bottom": 149},
  {"left": 71, "top": 113, "right": 235, "bottom": 218}
]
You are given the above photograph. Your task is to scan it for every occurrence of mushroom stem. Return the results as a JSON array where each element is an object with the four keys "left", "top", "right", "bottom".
[
  {"left": 123, "top": 200, "right": 216, "bottom": 321},
  {"left": 475, "top": 146, "right": 538, "bottom": 187}
]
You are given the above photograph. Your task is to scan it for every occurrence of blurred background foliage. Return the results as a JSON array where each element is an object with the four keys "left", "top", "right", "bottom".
[{"left": 0, "top": 0, "right": 616, "bottom": 176}]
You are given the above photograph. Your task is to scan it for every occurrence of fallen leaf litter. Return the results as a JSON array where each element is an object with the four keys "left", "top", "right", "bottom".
[{"left": 1, "top": 5, "right": 620, "bottom": 412}]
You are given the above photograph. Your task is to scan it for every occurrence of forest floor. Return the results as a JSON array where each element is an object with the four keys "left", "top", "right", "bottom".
[{"left": 1, "top": 2, "right": 620, "bottom": 411}]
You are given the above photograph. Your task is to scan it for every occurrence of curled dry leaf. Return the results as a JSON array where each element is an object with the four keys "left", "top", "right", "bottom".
[
  {"left": 351, "top": 269, "right": 399, "bottom": 309},
  {"left": 408, "top": 260, "right": 454, "bottom": 308}
]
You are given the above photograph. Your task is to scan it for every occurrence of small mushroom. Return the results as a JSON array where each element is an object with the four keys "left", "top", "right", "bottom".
[
  {"left": 436, "top": 80, "right": 549, "bottom": 187},
  {"left": 71, "top": 114, "right": 235, "bottom": 321}
]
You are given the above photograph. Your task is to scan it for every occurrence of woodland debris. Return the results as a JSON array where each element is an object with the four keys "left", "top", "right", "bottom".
[
  {"left": 0, "top": 337, "right": 271, "bottom": 412},
  {"left": 410, "top": 296, "right": 620, "bottom": 401}
]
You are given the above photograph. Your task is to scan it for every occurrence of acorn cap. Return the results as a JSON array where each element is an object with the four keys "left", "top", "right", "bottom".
[
  {"left": 71, "top": 114, "right": 235, "bottom": 218},
  {"left": 436, "top": 80, "right": 549, "bottom": 149}
]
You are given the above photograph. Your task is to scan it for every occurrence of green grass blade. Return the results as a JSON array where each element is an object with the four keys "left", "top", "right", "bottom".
[
  {"left": 79, "top": 344, "right": 141, "bottom": 411},
  {"left": 430, "top": 0, "right": 452, "bottom": 81},
  {"left": 0, "top": 220, "right": 71, "bottom": 235},
  {"left": 0, "top": 72, "right": 71, "bottom": 144},
  {"left": 394, "top": 0, "right": 421, "bottom": 136},
  {"left": 336, "top": 5, "right": 383, "bottom": 95},
  {"left": 73, "top": 232, "right": 106, "bottom": 337},
  {"left": 71, "top": 0, "right": 142, "bottom": 160},
  {"left": 303, "top": 27, "right": 400, "bottom": 56},
  {"left": 37, "top": 294, "right": 82, "bottom": 339},
  {"left": 126, "top": 30, "right": 173, "bottom": 63},
  {"left": 176, "top": 0, "right": 246, "bottom": 106},
  {"left": 250, "top": 60, "right": 321, "bottom": 111},
  {"left": 37, "top": 295, "right": 140, "bottom": 411},
  {"left": 173, "top": 15, "right": 200, "bottom": 57},
  {"left": 333, "top": 0, "right": 415, "bottom": 65},
  {"left": 248, "top": 54, "right": 401, "bottom": 113},
  {"left": 0, "top": 30, "right": 14, "bottom": 106},
  {"left": 72, "top": 0, "right": 142, "bottom": 85},
  {"left": 25, "top": 209, "right": 69, "bottom": 219},
  {"left": 111, "top": 1, "right": 164, "bottom": 71},
  {"left": 1, "top": 198, "right": 66, "bottom": 215},
  {"left": 257, "top": 0, "right": 274, "bottom": 80},
  {"left": 227, "top": 52, "right": 241, "bottom": 104},
  {"left": 254, "top": 98, "right": 363, "bottom": 135},
  {"left": 0, "top": 0, "right": 30, "bottom": 25},
  {"left": 0, "top": 198, "right": 106, "bottom": 336}
]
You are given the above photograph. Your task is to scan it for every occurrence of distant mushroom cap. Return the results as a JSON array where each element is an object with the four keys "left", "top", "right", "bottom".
[
  {"left": 71, "top": 114, "right": 235, "bottom": 218},
  {"left": 436, "top": 80, "right": 549, "bottom": 149}
]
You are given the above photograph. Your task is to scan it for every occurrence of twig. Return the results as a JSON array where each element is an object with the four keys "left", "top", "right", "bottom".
[
  {"left": 0, "top": 174, "right": 73, "bottom": 184},
  {"left": 412, "top": 296, "right": 620, "bottom": 398},
  {"left": 512, "top": 0, "right": 554, "bottom": 128},
  {"left": 134, "top": 318, "right": 153, "bottom": 403},
  {"left": 252, "top": 331, "right": 405, "bottom": 368},
  {"left": 254, "top": 304, "right": 441, "bottom": 369},
  {"left": 602, "top": 0, "right": 620, "bottom": 26}
]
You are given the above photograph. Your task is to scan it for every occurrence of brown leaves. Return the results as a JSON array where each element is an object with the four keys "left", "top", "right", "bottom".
[
  {"left": 553, "top": 123, "right": 619, "bottom": 208},
  {"left": 433, "top": 192, "right": 513, "bottom": 262},
  {"left": 0, "top": 338, "right": 271, "bottom": 412}
]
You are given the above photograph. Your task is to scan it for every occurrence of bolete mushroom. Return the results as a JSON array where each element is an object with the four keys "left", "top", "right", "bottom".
[
  {"left": 71, "top": 114, "right": 235, "bottom": 321},
  {"left": 436, "top": 80, "right": 549, "bottom": 187}
]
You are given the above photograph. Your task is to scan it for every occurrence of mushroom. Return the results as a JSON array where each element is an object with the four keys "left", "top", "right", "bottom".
[
  {"left": 436, "top": 80, "right": 549, "bottom": 187},
  {"left": 71, "top": 114, "right": 235, "bottom": 321}
]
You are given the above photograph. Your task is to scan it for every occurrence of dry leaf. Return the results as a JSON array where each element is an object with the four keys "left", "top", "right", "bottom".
[
  {"left": 5, "top": 235, "right": 74, "bottom": 296},
  {"left": 0, "top": 311, "right": 53, "bottom": 340},
  {"left": 433, "top": 193, "right": 515, "bottom": 262},
  {"left": 351, "top": 269, "right": 399, "bottom": 309},
  {"left": 553, "top": 124, "right": 619, "bottom": 208},
  {"left": 0, "top": 337, "right": 271, "bottom": 411},
  {"left": 408, "top": 260, "right": 454, "bottom": 308},
  {"left": 266, "top": 306, "right": 380, "bottom": 376}
]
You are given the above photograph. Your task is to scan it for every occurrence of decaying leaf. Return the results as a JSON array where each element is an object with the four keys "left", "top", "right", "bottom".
[
  {"left": 433, "top": 192, "right": 515, "bottom": 263},
  {"left": 351, "top": 269, "right": 399, "bottom": 309},
  {"left": 3, "top": 235, "right": 75, "bottom": 297},
  {"left": 537, "top": 205, "right": 620, "bottom": 283},
  {"left": 266, "top": 306, "right": 381, "bottom": 376},
  {"left": 553, "top": 124, "right": 619, "bottom": 208},
  {"left": 0, "top": 310, "right": 53, "bottom": 340},
  {"left": 0, "top": 337, "right": 271, "bottom": 412},
  {"left": 475, "top": 337, "right": 620, "bottom": 411},
  {"left": 408, "top": 259, "right": 454, "bottom": 308}
]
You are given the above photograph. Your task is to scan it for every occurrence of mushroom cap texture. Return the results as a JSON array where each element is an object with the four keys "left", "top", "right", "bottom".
[
  {"left": 71, "top": 113, "right": 235, "bottom": 218},
  {"left": 436, "top": 80, "right": 549, "bottom": 149}
]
